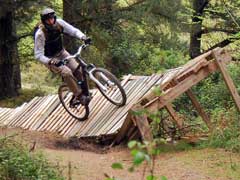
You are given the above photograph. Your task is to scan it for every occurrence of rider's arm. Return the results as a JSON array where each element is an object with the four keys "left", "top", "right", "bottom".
[
  {"left": 57, "top": 19, "right": 86, "bottom": 40},
  {"left": 34, "top": 29, "right": 51, "bottom": 64}
]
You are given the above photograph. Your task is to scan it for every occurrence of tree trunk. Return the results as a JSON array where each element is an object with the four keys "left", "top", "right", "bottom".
[
  {"left": 63, "top": 0, "right": 81, "bottom": 54},
  {"left": 189, "top": 0, "right": 209, "bottom": 59},
  {"left": 0, "top": 2, "right": 21, "bottom": 98}
]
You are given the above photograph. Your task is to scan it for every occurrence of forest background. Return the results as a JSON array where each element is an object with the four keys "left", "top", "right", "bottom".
[{"left": 0, "top": 0, "right": 240, "bottom": 159}]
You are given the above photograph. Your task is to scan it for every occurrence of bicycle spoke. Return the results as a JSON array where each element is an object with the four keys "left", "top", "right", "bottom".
[{"left": 58, "top": 84, "right": 89, "bottom": 121}]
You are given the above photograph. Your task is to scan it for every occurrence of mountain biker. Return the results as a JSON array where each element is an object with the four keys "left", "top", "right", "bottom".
[{"left": 34, "top": 8, "right": 90, "bottom": 105}]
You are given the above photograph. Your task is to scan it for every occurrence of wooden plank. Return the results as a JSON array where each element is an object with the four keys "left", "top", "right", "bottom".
[
  {"left": 31, "top": 95, "right": 60, "bottom": 130},
  {"left": 27, "top": 95, "right": 58, "bottom": 130},
  {"left": 47, "top": 108, "right": 72, "bottom": 132},
  {"left": 160, "top": 50, "right": 215, "bottom": 91},
  {"left": 144, "top": 60, "right": 219, "bottom": 112},
  {"left": 165, "top": 103, "right": 183, "bottom": 129},
  {"left": 92, "top": 75, "right": 160, "bottom": 136},
  {"left": 12, "top": 97, "right": 44, "bottom": 127},
  {"left": 212, "top": 49, "right": 240, "bottom": 112},
  {"left": 158, "top": 68, "right": 182, "bottom": 90},
  {"left": 85, "top": 79, "right": 142, "bottom": 136},
  {"left": 77, "top": 87, "right": 119, "bottom": 134},
  {"left": 15, "top": 96, "right": 47, "bottom": 127},
  {"left": 186, "top": 90, "right": 212, "bottom": 130},
  {"left": 112, "top": 112, "right": 133, "bottom": 145},
  {"left": 132, "top": 105, "right": 153, "bottom": 142},
  {"left": 37, "top": 99, "right": 65, "bottom": 131},
  {"left": 7, "top": 97, "right": 40, "bottom": 126},
  {"left": 59, "top": 118, "right": 76, "bottom": 135},
  {"left": 107, "top": 113, "right": 128, "bottom": 134},
  {"left": 20, "top": 96, "right": 51, "bottom": 129},
  {"left": 84, "top": 75, "right": 147, "bottom": 136},
  {"left": 101, "top": 75, "right": 162, "bottom": 136},
  {"left": 46, "top": 94, "right": 79, "bottom": 132},
  {"left": 79, "top": 76, "right": 144, "bottom": 136},
  {"left": 0, "top": 109, "right": 12, "bottom": 123}
]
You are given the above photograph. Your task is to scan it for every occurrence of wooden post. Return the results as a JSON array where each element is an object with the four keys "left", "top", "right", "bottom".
[
  {"left": 113, "top": 112, "right": 134, "bottom": 145},
  {"left": 186, "top": 89, "right": 212, "bottom": 130},
  {"left": 132, "top": 113, "right": 153, "bottom": 142},
  {"left": 165, "top": 103, "right": 183, "bottom": 129},
  {"left": 213, "top": 49, "right": 240, "bottom": 112}
]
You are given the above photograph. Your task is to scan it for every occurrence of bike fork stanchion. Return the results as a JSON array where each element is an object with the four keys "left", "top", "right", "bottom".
[{"left": 89, "top": 72, "right": 108, "bottom": 91}]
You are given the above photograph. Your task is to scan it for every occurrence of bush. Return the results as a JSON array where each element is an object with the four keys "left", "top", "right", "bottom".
[
  {"left": 0, "top": 88, "right": 45, "bottom": 108},
  {"left": 206, "top": 107, "right": 240, "bottom": 152},
  {"left": 0, "top": 136, "right": 64, "bottom": 180}
]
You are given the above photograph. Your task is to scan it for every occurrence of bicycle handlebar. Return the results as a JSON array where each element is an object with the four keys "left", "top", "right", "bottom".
[{"left": 62, "top": 44, "right": 89, "bottom": 61}]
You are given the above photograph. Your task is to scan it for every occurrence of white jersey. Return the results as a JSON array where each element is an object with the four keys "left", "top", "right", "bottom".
[{"left": 34, "top": 19, "right": 86, "bottom": 64}]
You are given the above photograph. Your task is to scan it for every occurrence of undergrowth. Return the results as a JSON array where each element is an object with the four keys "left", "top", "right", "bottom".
[
  {"left": 200, "top": 107, "right": 240, "bottom": 152},
  {"left": 0, "top": 135, "right": 64, "bottom": 180},
  {"left": 0, "top": 88, "right": 46, "bottom": 108}
]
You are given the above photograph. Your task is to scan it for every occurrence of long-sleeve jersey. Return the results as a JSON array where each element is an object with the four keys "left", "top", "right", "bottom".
[{"left": 34, "top": 19, "right": 85, "bottom": 64}]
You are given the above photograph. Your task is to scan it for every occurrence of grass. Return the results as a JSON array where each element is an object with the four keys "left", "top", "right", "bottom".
[
  {"left": 0, "top": 134, "right": 65, "bottom": 180},
  {"left": 0, "top": 88, "right": 46, "bottom": 108},
  {"left": 155, "top": 140, "right": 194, "bottom": 153},
  {"left": 175, "top": 148, "right": 240, "bottom": 180},
  {"left": 0, "top": 62, "right": 61, "bottom": 108}
]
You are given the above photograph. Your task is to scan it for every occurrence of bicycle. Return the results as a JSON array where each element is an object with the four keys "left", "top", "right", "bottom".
[{"left": 58, "top": 43, "right": 127, "bottom": 121}]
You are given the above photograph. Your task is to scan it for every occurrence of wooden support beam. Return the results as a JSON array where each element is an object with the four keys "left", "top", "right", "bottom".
[
  {"left": 144, "top": 61, "right": 219, "bottom": 112},
  {"left": 114, "top": 107, "right": 153, "bottom": 144},
  {"left": 165, "top": 103, "right": 183, "bottom": 129},
  {"left": 186, "top": 89, "right": 212, "bottom": 130},
  {"left": 113, "top": 112, "right": 134, "bottom": 145},
  {"left": 212, "top": 49, "right": 240, "bottom": 112},
  {"left": 132, "top": 113, "right": 153, "bottom": 142},
  {"left": 114, "top": 48, "right": 232, "bottom": 144}
]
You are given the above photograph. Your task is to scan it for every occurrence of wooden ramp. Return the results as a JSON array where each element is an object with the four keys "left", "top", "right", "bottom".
[
  {"left": 0, "top": 74, "right": 164, "bottom": 138},
  {"left": 0, "top": 48, "right": 238, "bottom": 144}
]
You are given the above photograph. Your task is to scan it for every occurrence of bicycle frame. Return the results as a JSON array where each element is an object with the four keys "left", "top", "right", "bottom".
[
  {"left": 58, "top": 44, "right": 127, "bottom": 120},
  {"left": 77, "top": 57, "right": 111, "bottom": 92},
  {"left": 62, "top": 44, "right": 111, "bottom": 92}
]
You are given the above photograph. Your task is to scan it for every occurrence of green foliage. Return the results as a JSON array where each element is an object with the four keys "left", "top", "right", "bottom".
[
  {"left": 21, "top": 61, "right": 61, "bottom": 93},
  {"left": 0, "top": 88, "right": 45, "bottom": 108},
  {"left": 203, "top": 107, "right": 240, "bottom": 152},
  {"left": 111, "top": 163, "right": 123, "bottom": 170},
  {"left": 107, "top": 139, "right": 168, "bottom": 180},
  {"left": 173, "top": 62, "right": 240, "bottom": 132},
  {"left": 0, "top": 135, "right": 64, "bottom": 180}
]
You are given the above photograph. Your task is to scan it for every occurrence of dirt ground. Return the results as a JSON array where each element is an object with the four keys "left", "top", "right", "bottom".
[{"left": 0, "top": 127, "right": 240, "bottom": 180}]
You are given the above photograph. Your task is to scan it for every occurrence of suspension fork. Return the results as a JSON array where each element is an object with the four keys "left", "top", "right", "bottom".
[{"left": 88, "top": 68, "right": 114, "bottom": 91}]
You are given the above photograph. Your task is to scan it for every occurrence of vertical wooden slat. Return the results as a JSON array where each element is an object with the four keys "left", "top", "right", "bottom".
[
  {"left": 132, "top": 106, "right": 153, "bottom": 142},
  {"left": 213, "top": 49, "right": 240, "bottom": 112},
  {"left": 165, "top": 103, "right": 184, "bottom": 129},
  {"left": 186, "top": 89, "right": 212, "bottom": 130}
]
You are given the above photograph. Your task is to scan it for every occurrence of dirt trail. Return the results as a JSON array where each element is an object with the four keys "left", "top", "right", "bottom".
[
  {"left": 1, "top": 127, "right": 240, "bottom": 180},
  {"left": 44, "top": 148, "right": 211, "bottom": 180}
]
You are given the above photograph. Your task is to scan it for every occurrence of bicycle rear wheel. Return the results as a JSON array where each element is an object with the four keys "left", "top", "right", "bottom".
[
  {"left": 58, "top": 84, "right": 89, "bottom": 121},
  {"left": 92, "top": 68, "right": 127, "bottom": 107}
]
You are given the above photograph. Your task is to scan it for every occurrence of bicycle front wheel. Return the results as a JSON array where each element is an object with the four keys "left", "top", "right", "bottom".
[
  {"left": 58, "top": 84, "right": 89, "bottom": 121},
  {"left": 92, "top": 68, "right": 127, "bottom": 107}
]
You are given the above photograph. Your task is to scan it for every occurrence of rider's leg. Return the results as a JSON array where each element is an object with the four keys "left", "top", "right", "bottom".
[
  {"left": 48, "top": 64, "right": 82, "bottom": 97},
  {"left": 59, "top": 50, "right": 91, "bottom": 105},
  {"left": 56, "top": 50, "right": 90, "bottom": 104},
  {"left": 58, "top": 50, "right": 82, "bottom": 80}
]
